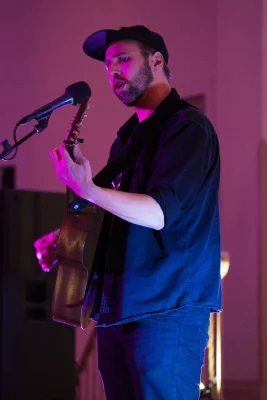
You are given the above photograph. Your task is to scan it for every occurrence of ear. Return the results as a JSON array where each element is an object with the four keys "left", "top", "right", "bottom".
[{"left": 151, "top": 51, "right": 164, "bottom": 71}]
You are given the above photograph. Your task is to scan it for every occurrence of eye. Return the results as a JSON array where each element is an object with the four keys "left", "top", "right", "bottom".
[{"left": 118, "top": 55, "right": 131, "bottom": 63}]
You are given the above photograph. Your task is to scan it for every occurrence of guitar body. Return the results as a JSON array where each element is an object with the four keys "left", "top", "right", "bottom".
[{"left": 52, "top": 204, "right": 105, "bottom": 329}]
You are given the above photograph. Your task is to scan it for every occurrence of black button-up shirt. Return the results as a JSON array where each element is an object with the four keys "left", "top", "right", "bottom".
[{"left": 93, "top": 89, "right": 221, "bottom": 326}]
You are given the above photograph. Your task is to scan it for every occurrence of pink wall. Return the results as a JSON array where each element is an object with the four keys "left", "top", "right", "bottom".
[
  {"left": 0, "top": 0, "right": 217, "bottom": 192},
  {"left": 217, "top": 0, "right": 262, "bottom": 387},
  {"left": 1, "top": 0, "right": 264, "bottom": 397}
]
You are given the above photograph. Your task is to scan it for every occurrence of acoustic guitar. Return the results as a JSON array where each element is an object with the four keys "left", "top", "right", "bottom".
[{"left": 51, "top": 97, "right": 105, "bottom": 329}]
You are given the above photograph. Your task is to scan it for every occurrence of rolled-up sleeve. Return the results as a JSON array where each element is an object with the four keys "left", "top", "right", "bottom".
[{"left": 146, "top": 120, "right": 218, "bottom": 229}]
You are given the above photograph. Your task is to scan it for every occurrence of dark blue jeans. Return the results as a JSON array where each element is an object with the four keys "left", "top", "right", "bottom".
[{"left": 97, "top": 315, "right": 209, "bottom": 400}]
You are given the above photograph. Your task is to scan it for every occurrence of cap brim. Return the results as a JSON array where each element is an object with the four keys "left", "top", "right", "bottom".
[{"left": 83, "top": 29, "right": 122, "bottom": 62}]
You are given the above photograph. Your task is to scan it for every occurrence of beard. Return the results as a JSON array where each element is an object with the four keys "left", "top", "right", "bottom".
[{"left": 113, "top": 58, "right": 154, "bottom": 106}]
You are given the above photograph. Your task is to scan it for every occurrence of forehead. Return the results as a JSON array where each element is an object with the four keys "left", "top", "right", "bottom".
[{"left": 105, "top": 40, "right": 142, "bottom": 59}]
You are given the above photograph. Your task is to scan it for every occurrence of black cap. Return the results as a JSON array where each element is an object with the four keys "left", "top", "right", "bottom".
[{"left": 83, "top": 25, "right": 169, "bottom": 64}]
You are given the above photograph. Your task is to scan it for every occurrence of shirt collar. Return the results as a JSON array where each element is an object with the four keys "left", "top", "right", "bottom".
[{"left": 117, "top": 88, "right": 181, "bottom": 140}]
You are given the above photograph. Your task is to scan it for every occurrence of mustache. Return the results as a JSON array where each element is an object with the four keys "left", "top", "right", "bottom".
[{"left": 113, "top": 78, "right": 130, "bottom": 85}]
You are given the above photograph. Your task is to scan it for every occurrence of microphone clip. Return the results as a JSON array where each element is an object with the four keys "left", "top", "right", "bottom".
[
  {"left": 34, "top": 113, "right": 51, "bottom": 133},
  {"left": 0, "top": 113, "right": 52, "bottom": 161}
]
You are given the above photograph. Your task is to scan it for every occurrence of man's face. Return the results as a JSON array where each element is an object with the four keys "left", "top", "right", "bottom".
[{"left": 105, "top": 41, "right": 154, "bottom": 106}]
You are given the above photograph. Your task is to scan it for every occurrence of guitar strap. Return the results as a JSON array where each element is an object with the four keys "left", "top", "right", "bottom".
[{"left": 68, "top": 93, "right": 193, "bottom": 320}]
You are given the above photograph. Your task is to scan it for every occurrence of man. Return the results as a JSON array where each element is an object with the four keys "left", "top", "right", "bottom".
[{"left": 35, "top": 25, "right": 221, "bottom": 400}]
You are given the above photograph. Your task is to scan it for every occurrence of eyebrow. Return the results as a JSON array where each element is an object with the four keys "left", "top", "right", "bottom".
[{"left": 105, "top": 52, "right": 130, "bottom": 62}]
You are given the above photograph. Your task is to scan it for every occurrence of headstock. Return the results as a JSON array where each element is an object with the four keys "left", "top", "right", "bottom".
[{"left": 64, "top": 97, "right": 90, "bottom": 157}]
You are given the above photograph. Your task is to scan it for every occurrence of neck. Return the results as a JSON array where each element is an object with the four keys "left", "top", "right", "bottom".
[{"left": 134, "top": 83, "right": 171, "bottom": 122}]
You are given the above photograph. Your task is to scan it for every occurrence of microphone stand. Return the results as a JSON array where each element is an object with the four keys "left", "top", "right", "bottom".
[{"left": 0, "top": 114, "right": 51, "bottom": 161}]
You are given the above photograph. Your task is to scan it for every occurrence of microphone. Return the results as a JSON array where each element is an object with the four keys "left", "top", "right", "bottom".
[{"left": 16, "top": 81, "right": 91, "bottom": 126}]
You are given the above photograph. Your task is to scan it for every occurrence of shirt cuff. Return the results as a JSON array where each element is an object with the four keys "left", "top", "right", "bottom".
[{"left": 147, "top": 186, "right": 182, "bottom": 230}]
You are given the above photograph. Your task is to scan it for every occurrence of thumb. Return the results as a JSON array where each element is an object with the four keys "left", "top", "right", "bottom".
[{"left": 50, "top": 147, "right": 62, "bottom": 163}]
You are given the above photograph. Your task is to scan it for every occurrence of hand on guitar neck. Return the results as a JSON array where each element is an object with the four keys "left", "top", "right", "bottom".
[{"left": 34, "top": 228, "right": 60, "bottom": 272}]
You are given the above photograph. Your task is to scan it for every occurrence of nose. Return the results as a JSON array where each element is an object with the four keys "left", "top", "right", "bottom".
[
  {"left": 108, "top": 60, "right": 122, "bottom": 77},
  {"left": 108, "top": 70, "right": 122, "bottom": 86},
  {"left": 110, "top": 69, "right": 121, "bottom": 77}
]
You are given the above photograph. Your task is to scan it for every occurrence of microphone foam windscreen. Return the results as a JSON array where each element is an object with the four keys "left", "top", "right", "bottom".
[{"left": 65, "top": 81, "right": 91, "bottom": 105}]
